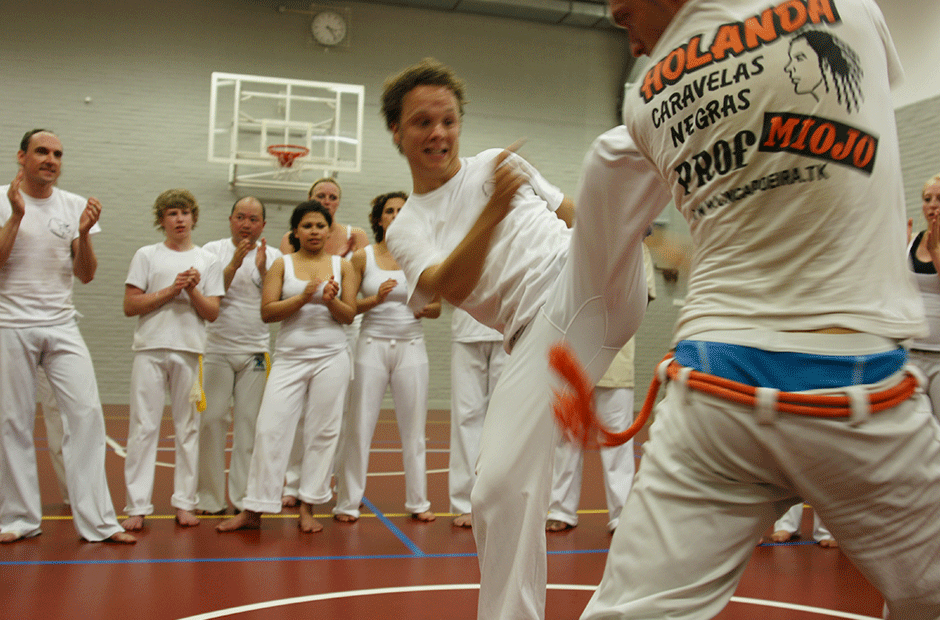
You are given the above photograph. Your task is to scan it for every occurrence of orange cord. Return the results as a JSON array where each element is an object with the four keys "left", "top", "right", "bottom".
[{"left": 550, "top": 345, "right": 918, "bottom": 448}]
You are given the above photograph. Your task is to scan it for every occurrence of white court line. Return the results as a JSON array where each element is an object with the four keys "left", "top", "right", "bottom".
[
  {"left": 175, "top": 584, "right": 881, "bottom": 620},
  {"left": 367, "top": 468, "right": 448, "bottom": 478},
  {"left": 106, "top": 435, "right": 175, "bottom": 469}
]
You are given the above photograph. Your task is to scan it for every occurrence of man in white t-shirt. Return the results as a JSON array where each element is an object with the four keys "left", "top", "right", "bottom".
[
  {"left": 381, "top": 59, "right": 672, "bottom": 619},
  {"left": 196, "top": 196, "right": 280, "bottom": 515},
  {"left": 0, "top": 129, "right": 133, "bottom": 544},
  {"left": 577, "top": 1, "right": 940, "bottom": 619},
  {"left": 122, "top": 189, "right": 224, "bottom": 531}
]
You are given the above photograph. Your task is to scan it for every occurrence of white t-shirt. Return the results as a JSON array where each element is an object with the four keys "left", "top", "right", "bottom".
[
  {"left": 451, "top": 307, "right": 503, "bottom": 344},
  {"left": 0, "top": 186, "right": 102, "bottom": 328},
  {"left": 621, "top": 0, "right": 926, "bottom": 343},
  {"left": 202, "top": 238, "right": 281, "bottom": 355},
  {"left": 125, "top": 242, "right": 225, "bottom": 353},
  {"left": 386, "top": 150, "right": 569, "bottom": 349}
]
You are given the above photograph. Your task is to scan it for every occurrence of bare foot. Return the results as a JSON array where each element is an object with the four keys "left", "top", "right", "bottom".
[
  {"left": 769, "top": 529, "right": 794, "bottom": 542},
  {"left": 217, "top": 510, "right": 261, "bottom": 532},
  {"left": 452, "top": 514, "right": 472, "bottom": 528},
  {"left": 281, "top": 495, "right": 299, "bottom": 508},
  {"left": 818, "top": 538, "right": 839, "bottom": 548},
  {"left": 411, "top": 511, "right": 436, "bottom": 522},
  {"left": 121, "top": 515, "right": 145, "bottom": 531},
  {"left": 299, "top": 503, "right": 324, "bottom": 533},
  {"left": 0, "top": 529, "right": 40, "bottom": 544},
  {"left": 333, "top": 513, "right": 358, "bottom": 523},
  {"left": 175, "top": 509, "right": 200, "bottom": 527},
  {"left": 105, "top": 531, "right": 137, "bottom": 544},
  {"left": 546, "top": 519, "right": 575, "bottom": 532}
]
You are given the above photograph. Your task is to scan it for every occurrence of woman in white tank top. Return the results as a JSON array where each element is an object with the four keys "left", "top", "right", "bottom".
[
  {"left": 333, "top": 192, "right": 440, "bottom": 522},
  {"left": 218, "top": 201, "right": 359, "bottom": 534}
]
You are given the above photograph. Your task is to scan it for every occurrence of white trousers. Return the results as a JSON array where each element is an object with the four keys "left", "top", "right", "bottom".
[
  {"left": 37, "top": 365, "right": 69, "bottom": 504},
  {"left": 773, "top": 501, "right": 833, "bottom": 542},
  {"left": 124, "top": 349, "right": 200, "bottom": 515},
  {"left": 196, "top": 352, "right": 268, "bottom": 513},
  {"left": 243, "top": 351, "right": 349, "bottom": 513},
  {"left": 334, "top": 335, "right": 431, "bottom": 517},
  {"left": 0, "top": 323, "right": 123, "bottom": 541},
  {"left": 448, "top": 340, "right": 507, "bottom": 515},
  {"left": 472, "top": 127, "right": 665, "bottom": 620},
  {"left": 548, "top": 386, "right": 635, "bottom": 531},
  {"left": 581, "top": 379, "right": 940, "bottom": 620}
]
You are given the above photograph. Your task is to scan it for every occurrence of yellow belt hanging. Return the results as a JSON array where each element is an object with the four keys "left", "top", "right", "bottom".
[{"left": 189, "top": 354, "right": 208, "bottom": 413}]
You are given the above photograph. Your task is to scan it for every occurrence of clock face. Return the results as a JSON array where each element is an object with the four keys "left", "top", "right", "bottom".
[{"left": 311, "top": 10, "right": 347, "bottom": 47}]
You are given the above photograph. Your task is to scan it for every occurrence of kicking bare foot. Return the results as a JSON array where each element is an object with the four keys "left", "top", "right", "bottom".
[
  {"left": 281, "top": 495, "right": 299, "bottom": 508},
  {"left": 299, "top": 503, "right": 324, "bottom": 533},
  {"left": 769, "top": 529, "right": 795, "bottom": 542},
  {"left": 818, "top": 538, "right": 839, "bottom": 548},
  {"left": 411, "top": 511, "right": 436, "bottom": 522},
  {"left": 546, "top": 519, "right": 575, "bottom": 532},
  {"left": 105, "top": 531, "right": 136, "bottom": 544},
  {"left": 333, "top": 513, "right": 358, "bottom": 523},
  {"left": 175, "top": 509, "right": 200, "bottom": 527},
  {"left": 121, "top": 515, "right": 145, "bottom": 531},
  {"left": 452, "top": 514, "right": 472, "bottom": 528},
  {"left": 217, "top": 510, "right": 261, "bottom": 532}
]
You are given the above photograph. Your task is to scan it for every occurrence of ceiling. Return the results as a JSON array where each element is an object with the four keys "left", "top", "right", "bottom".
[{"left": 354, "top": 0, "right": 617, "bottom": 30}]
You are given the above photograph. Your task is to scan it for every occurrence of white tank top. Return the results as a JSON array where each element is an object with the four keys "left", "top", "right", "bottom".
[
  {"left": 274, "top": 254, "right": 348, "bottom": 359},
  {"left": 359, "top": 245, "right": 423, "bottom": 340}
]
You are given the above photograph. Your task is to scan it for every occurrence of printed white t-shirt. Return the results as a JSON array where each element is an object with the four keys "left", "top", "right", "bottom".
[
  {"left": 0, "top": 186, "right": 102, "bottom": 328},
  {"left": 621, "top": 0, "right": 926, "bottom": 343},
  {"left": 202, "top": 238, "right": 280, "bottom": 355}
]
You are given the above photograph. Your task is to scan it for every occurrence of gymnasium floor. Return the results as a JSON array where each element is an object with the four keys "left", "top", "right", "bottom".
[{"left": 2, "top": 405, "right": 884, "bottom": 620}]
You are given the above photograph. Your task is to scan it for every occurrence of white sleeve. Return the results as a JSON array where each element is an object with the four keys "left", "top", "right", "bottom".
[
  {"left": 124, "top": 246, "right": 151, "bottom": 290},
  {"left": 201, "top": 253, "right": 225, "bottom": 297},
  {"left": 385, "top": 208, "right": 444, "bottom": 312},
  {"left": 514, "top": 154, "right": 564, "bottom": 212},
  {"left": 866, "top": 0, "right": 904, "bottom": 89}
]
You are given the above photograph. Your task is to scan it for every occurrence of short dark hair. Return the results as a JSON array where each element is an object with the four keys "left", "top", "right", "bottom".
[
  {"left": 381, "top": 58, "right": 466, "bottom": 130},
  {"left": 20, "top": 129, "right": 53, "bottom": 152},
  {"left": 231, "top": 196, "right": 266, "bottom": 221},
  {"left": 369, "top": 191, "right": 408, "bottom": 242},
  {"left": 287, "top": 200, "right": 333, "bottom": 251}
]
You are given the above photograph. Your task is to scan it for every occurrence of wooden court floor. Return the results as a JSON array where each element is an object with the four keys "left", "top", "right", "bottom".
[{"left": 1, "top": 405, "right": 884, "bottom": 620}]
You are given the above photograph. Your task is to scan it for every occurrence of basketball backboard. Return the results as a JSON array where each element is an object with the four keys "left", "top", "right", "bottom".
[{"left": 208, "top": 71, "right": 364, "bottom": 190}]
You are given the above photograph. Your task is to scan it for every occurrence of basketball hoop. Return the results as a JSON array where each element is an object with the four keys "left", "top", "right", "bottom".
[{"left": 267, "top": 144, "right": 309, "bottom": 168}]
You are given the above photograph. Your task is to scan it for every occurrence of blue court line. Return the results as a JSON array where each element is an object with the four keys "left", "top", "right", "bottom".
[
  {"left": 1, "top": 549, "right": 612, "bottom": 567},
  {"left": 361, "top": 496, "right": 425, "bottom": 557}
]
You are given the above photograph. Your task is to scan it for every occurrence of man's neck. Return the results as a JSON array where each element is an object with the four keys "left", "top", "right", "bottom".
[
  {"left": 21, "top": 179, "right": 54, "bottom": 200},
  {"left": 412, "top": 160, "right": 461, "bottom": 195}
]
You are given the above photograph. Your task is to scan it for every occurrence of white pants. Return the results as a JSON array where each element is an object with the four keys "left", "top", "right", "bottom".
[
  {"left": 124, "top": 349, "right": 201, "bottom": 515},
  {"left": 37, "top": 365, "right": 69, "bottom": 504},
  {"left": 773, "top": 502, "right": 833, "bottom": 542},
  {"left": 196, "top": 352, "right": 268, "bottom": 513},
  {"left": 449, "top": 339, "right": 507, "bottom": 515},
  {"left": 548, "top": 386, "right": 635, "bottom": 531},
  {"left": 472, "top": 127, "right": 665, "bottom": 620},
  {"left": 581, "top": 378, "right": 940, "bottom": 620},
  {"left": 908, "top": 349, "right": 940, "bottom": 418},
  {"left": 283, "top": 322, "right": 359, "bottom": 498},
  {"left": 243, "top": 351, "right": 349, "bottom": 513},
  {"left": 0, "top": 323, "right": 123, "bottom": 541},
  {"left": 334, "top": 335, "right": 431, "bottom": 517}
]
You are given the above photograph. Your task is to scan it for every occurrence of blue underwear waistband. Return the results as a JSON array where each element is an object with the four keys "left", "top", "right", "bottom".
[{"left": 673, "top": 340, "right": 907, "bottom": 392}]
